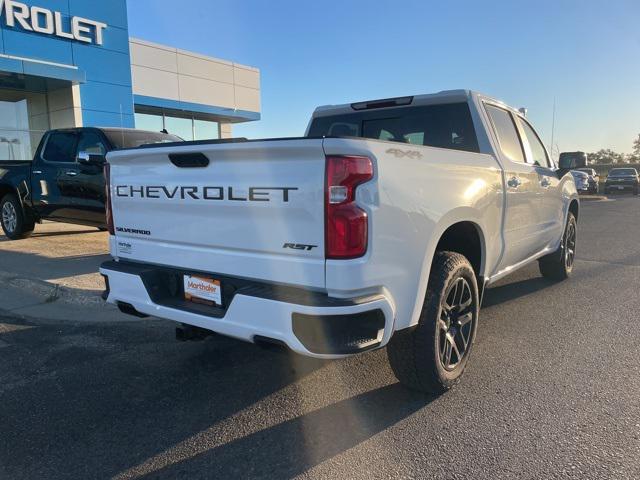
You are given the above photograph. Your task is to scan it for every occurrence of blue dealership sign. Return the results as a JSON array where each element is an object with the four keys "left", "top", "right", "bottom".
[
  {"left": 0, "top": 0, "right": 108, "bottom": 45},
  {"left": 0, "top": 0, "right": 134, "bottom": 128}
]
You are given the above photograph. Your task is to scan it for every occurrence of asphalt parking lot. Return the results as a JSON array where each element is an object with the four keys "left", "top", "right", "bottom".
[
  {"left": 0, "top": 222, "right": 108, "bottom": 293},
  {"left": 1, "top": 196, "right": 639, "bottom": 479}
]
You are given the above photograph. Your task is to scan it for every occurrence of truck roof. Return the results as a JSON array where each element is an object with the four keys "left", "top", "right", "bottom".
[
  {"left": 311, "top": 89, "right": 519, "bottom": 118},
  {"left": 46, "top": 126, "right": 166, "bottom": 136}
]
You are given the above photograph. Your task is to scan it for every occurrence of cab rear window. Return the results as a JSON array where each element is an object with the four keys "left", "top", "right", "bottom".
[
  {"left": 104, "top": 130, "right": 183, "bottom": 149},
  {"left": 307, "top": 102, "right": 480, "bottom": 153}
]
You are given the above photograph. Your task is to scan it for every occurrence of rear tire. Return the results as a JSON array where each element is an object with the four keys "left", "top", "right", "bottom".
[
  {"left": 1, "top": 193, "right": 34, "bottom": 240},
  {"left": 539, "top": 212, "right": 576, "bottom": 281},
  {"left": 387, "top": 251, "right": 479, "bottom": 393}
]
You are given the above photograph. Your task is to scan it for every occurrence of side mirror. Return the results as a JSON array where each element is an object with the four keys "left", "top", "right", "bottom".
[{"left": 78, "top": 151, "right": 106, "bottom": 165}]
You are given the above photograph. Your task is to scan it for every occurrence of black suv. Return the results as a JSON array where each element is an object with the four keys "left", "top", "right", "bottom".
[{"left": 604, "top": 168, "right": 639, "bottom": 195}]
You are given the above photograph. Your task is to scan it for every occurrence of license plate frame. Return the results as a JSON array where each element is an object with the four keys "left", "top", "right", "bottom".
[{"left": 183, "top": 275, "right": 222, "bottom": 306}]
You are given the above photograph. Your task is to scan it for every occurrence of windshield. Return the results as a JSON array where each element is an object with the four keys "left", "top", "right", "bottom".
[
  {"left": 104, "top": 130, "right": 183, "bottom": 149},
  {"left": 307, "top": 103, "right": 480, "bottom": 153},
  {"left": 609, "top": 168, "right": 637, "bottom": 176}
]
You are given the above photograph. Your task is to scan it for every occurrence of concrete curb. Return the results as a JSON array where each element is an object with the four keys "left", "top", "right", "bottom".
[
  {"left": 0, "top": 272, "right": 136, "bottom": 324},
  {"left": 0, "top": 271, "right": 104, "bottom": 307},
  {"left": 580, "top": 195, "right": 610, "bottom": 202}
]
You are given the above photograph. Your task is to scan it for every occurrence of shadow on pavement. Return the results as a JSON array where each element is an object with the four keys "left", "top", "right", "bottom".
[
  {"left": 0, "top": 229, "right": 98, "bottom": 243},
  {"left": 150, "top": 383, "right": 434, "bottom": 479},
  {"left": 0, "top": 317, "right": 435, "bottom": 479},
  {"left": 0, "top": 249, "right": 109, "bottom": 280},
  {"left": 30, "top": 229, "right": 99, "bottom": 238},
  {"left": 483, "top": 276, "right": 555, "bottom": 308}
]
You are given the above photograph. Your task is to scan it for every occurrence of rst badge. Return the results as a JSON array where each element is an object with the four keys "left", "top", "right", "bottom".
[{"left": 283, "top": 243, "right": 318, "bottom": 251}]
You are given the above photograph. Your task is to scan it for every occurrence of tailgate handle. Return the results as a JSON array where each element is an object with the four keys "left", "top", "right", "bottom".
[{"left": 169, "top": 153, "right": 210, "bottom": 168}]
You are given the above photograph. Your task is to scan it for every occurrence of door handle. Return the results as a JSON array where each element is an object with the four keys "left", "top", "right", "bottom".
[
  {"left": 540, "top": 177, "right": 551, "bottom": 188},
  {"left": 507, "top": 176, "right": 522, "bottom": 188},
  {"left": 65, "top": 170, "right": 78, "bottom": 177}
]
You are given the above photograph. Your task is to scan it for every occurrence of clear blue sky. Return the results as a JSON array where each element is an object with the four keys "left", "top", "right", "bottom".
[{"left": 127, "top": 0, "right": 640, "bottom": 155}]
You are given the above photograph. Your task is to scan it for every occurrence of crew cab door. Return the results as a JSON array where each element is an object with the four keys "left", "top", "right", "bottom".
[
  {"left": 31, "top": 130, "right": 80, "bottom": 220},
  {"left": 70, "top": 130, "right": 108, "bottom": 225},
  {"left": 484, "top": 104, "right": 543, "bottom": 271},
  {"left": 516, "top": 116, "right": 564, "bottom": 249}
]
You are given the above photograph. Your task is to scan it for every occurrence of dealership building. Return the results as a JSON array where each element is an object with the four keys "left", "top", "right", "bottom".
[{"left": 0, "top": 0, "right": 261, "bottom": 160}]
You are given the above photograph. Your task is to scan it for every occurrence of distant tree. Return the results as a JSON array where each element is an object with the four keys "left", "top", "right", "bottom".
[
  {"left": 588, "top": 149, "right": 624, "bottom": 164},
  {"left": 612, "top": 150, "right": 625, "bottom": 163},
  {"left": 633, "top": 134, "right": 640, "bottom": 157}
]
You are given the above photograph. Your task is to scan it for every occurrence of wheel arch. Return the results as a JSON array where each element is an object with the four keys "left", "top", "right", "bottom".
[
  {"left": 434, "top": 221, "right": 485, "bottom": 278},
  {"left": 0, "top": 183, "right": 34, "bottom": 224},
  {"left": 568, "top": 198, "right": 579, "bottom": 221},
  {"left": 403, "top": 210, "right": 488, "bottom": 330},
  {"left": 0, "top": 184, "right": 17, "bottom": 203}
]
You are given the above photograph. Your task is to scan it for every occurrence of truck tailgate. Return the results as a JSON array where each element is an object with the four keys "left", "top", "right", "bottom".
[{"left": 106, "top": 139, "right": 327, "bottom": 289}]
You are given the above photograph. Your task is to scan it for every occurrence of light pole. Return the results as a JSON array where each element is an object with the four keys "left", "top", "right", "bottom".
[{"left": 549, "top": 97, "right": 557, "bottom": 161}]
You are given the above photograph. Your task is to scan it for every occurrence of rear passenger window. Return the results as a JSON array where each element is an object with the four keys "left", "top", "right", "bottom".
[
  {"left": 485, "top": 105, "right": 525, "bottom": 163},
  {"left": 43, "top": 132, "right": 77, "bottom": 163},
  {"left": 308, "top": 103, "right": 480, "bottom": 153},
  {"left": 518, "top": 118, "right": 550, "bottom": 168},
  {"left": 77, "top": 132, "right": 107, "bottom": 156}
]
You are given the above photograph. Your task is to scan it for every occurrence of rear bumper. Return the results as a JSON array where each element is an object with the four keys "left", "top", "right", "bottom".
[
  {"left": 100, "top": 260, "right": 395, "bottom": 359},
  {"left": 605, "top": 182, "right": 638, "bottom": 189}
]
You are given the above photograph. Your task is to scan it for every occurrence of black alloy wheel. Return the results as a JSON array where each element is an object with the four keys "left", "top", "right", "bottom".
[
  {"left": 438, "top": 277, "right": 475, "bottom": 371},
  {"left": 564, "top": 218, "right": 576, "bottom": 271}
]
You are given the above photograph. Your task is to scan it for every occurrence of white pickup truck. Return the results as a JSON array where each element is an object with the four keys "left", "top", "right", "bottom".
[{"left": 100, "top": 90, "right": 581, "bottom": 392}]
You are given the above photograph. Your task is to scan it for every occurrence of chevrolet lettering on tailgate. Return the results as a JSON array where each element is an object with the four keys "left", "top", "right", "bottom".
[{"left": 115, "top": 185, "right": 298, "bottom": 202}]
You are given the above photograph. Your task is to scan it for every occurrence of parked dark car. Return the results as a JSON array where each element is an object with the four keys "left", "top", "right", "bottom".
[
  {"left": 576, "top": 167, "right": 599, "bottom": 194},
  {"left": 0, "top": 127, "right": 182, "bottom": 239},
  {"left": 603, "top": 167, "right": 639, "bottom": 195}
]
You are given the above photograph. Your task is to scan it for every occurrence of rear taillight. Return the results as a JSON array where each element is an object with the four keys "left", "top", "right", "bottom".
[
  {"left": 104, "top": 163, "right": 114, "bottom": 235},
  {"left": 325, "top": 155, "right": 373, "bottom": 259}
]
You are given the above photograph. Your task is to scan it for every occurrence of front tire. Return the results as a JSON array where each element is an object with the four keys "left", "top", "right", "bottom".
[
  {"left": 387, "top": 252, "right": 479, "bottom": 393},
  {"left": 539, "top": 212, "right": 577, "bottom": 281},
  {"left": 1, "top": 194, "right": 34, "bottom": 240}
]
